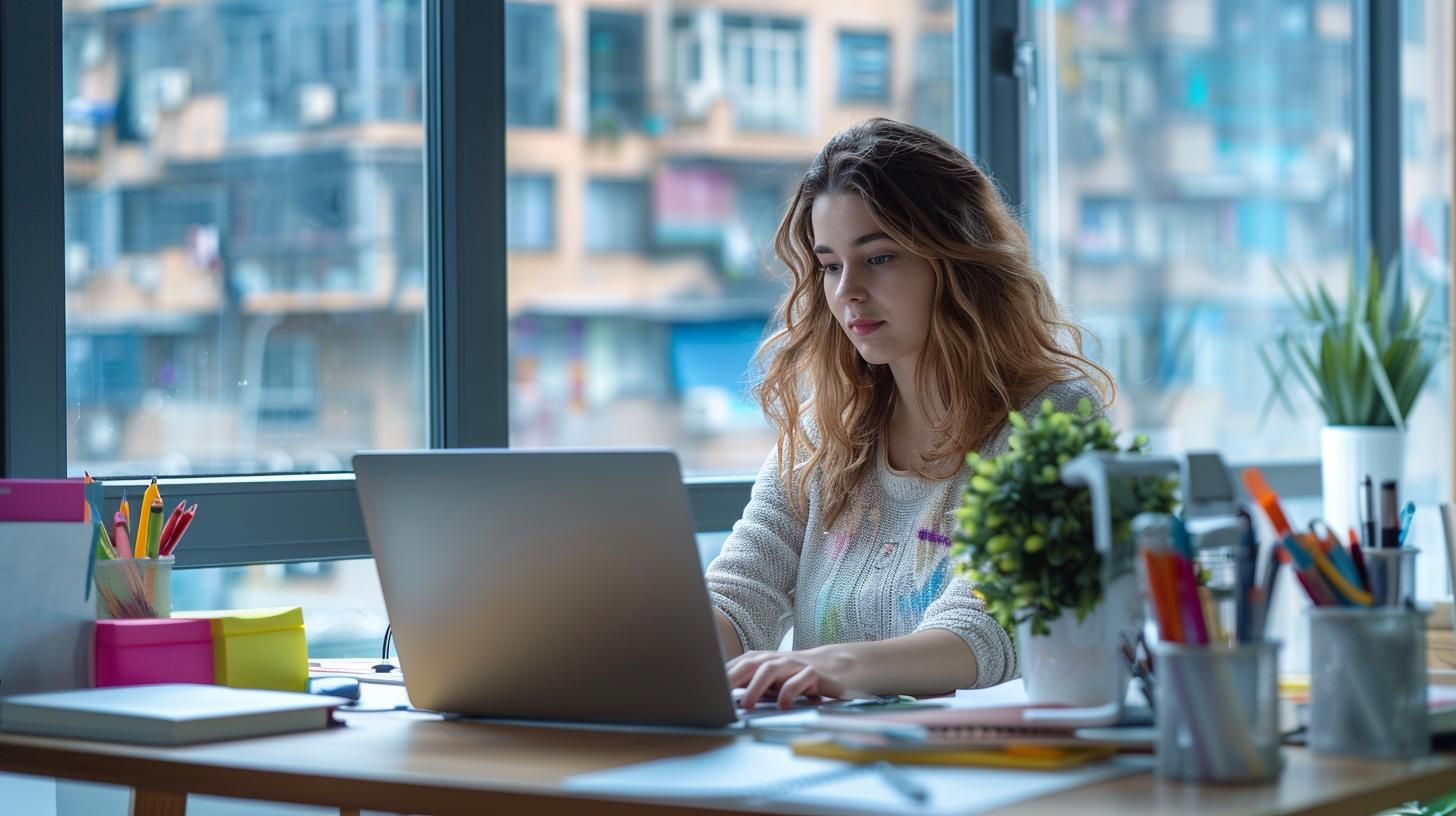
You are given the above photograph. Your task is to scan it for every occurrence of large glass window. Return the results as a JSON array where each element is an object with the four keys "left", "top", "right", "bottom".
[
  {"left": 506, "top": 1, "right": 957, "bottom": 475},
  {"left": 1026, "top": 0, "right": 1357, "bottom": 460},
  {"left": 1399, "top": 0, "right": 1452, "bottom": 599},
  {"left": 62, "top": 0, "right": 428, "bottom": 478}
]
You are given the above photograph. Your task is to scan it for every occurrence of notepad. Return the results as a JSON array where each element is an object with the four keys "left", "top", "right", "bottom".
[
  {"left": 819, "top": 704, "right": 1094, "bottom": 747},
  {"left": 0, "top": 684, "right": 344, "bottom": 745}
]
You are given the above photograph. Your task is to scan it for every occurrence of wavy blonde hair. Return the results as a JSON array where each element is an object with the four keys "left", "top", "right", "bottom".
[{"left": 755, "top": 118, "right": 1113, "bottom": 527}]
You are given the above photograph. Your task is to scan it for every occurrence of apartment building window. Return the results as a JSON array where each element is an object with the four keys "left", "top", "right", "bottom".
[
  {"left": 508, "top": 174, "right": 555, "bottom": 251},
  {"left": 259, "top": 334, "right": 320, "bottom": 424},
  {"left": 837, "top": 31, "right": 890, "bottom": 104},
  {"left": 587, "top": 11, "right": 646, "bottom": 135},
  {"left": 586, "top": 179, "right": 649, "bottom": 253},
  {"left": 912, "top": 31, "right": 953, "bottom": 138},
  {"left": 722, "top": 15, "right": 805, "bottom": 132},
  {"left": 506, "top": 3, "right": 558, "bottom": 127}
]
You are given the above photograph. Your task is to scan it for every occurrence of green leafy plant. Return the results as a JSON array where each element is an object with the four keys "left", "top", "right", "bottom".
[
  {"left": 1260, "top": 258, "right": 1449, "bottom": 429},
  {"left": 949, "top": 398, "right": 1178, "bottom": 639}
]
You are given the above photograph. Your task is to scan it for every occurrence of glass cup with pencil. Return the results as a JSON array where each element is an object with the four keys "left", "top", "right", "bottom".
[{"left": 91, "top": 477, "right": 198, "bottom": 619}]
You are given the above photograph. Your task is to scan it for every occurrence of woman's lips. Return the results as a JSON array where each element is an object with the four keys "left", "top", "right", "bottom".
[{"left": 849, "top": 321, "right": 885, "bottom": 336}]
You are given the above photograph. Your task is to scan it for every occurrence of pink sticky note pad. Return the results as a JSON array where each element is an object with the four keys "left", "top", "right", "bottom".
[
  {"left": 0, "top": 479, "right": 85, "bottom": 522},
  {"left": 94, "top": 619, "right": 215, "bottom": 688}
]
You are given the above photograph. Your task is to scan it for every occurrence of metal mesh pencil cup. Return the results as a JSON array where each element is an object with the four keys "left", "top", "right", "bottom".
[
  {"left": 1308, "top": 607, "right": 1427, "bottom": 758},
  {"left": 1152, "top": 640, "right": 1282, "bottom": 783},
  {"left": 94, "top": 556, "right": 174, "bottom": 619},
  {"left": 1361, "top": 547, "right": 1418, "bottom": 607}
]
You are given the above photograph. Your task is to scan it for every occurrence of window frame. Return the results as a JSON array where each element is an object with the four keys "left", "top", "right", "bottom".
[{"left": 2, "top": 1, "right": 1378, "bottom": 569}]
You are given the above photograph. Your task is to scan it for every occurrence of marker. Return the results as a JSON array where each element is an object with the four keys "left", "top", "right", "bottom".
[{"left": 1381, "top": 481, "right": 1400, "bottom": 548}]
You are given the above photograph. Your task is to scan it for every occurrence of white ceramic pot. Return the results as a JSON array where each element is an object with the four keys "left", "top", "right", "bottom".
[
  {"left": 1017, "top": 572, "right": 1138, "bottom": 707},
  {"left": 1319, "top": 426, "right": 1405, "bottom": 538}
]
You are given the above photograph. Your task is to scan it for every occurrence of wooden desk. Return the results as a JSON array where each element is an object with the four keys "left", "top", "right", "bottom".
[{"left": 1, "top": 707, "right": 1454, "bottom": 816}]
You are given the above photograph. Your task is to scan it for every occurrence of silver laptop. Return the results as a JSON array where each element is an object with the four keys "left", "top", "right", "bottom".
[{"left": 352, "top": 448, "right": 739, "bottom": 727}]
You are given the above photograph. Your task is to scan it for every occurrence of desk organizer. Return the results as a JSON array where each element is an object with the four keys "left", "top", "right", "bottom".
[
  {"left": 175, "top": 606, "right": 308, "bottom": 692},
  {"left": 1309, "top": 606, "right": 1427, "bottom": 758},
  {"left": 1152, "top": 639, "right": 1282, "bottom": 783},
  {"left": 93, "top": 618, "right": 214, "bottom": 687},
  {"left": 94, "top": 556, "right": 174, "bottom": 619}
]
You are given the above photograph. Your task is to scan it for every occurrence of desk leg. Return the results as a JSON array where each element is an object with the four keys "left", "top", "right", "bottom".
[{"left": 129, "top": 788, "right": 186, "bottom": 816}]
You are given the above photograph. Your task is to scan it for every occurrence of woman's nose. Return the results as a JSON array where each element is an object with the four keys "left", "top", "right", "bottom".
[{"left": 836, "top": 266, "right": 867, "bottom": 302}]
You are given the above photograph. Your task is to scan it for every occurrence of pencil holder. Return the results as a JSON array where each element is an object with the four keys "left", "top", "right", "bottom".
[
  {"left": 94, "top": 556, "right": 173, "bottom": 620},
  {"left": 1152, "top": 640, "right": 1282, "bottom": 783},
  {"left": 1308, "top": 607, "right": 1427, "bottom": 759},
  {"left": 1361, "top": 547, "right": 1418, "bottom": 607}
]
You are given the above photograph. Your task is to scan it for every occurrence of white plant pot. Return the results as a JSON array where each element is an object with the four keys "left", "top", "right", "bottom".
[
  {"left": 1017, "top": 572, "right": 1138, "bottom": 707},
  {"left": 1320, "top": 426, "right": 1406, "bottom": 538}
]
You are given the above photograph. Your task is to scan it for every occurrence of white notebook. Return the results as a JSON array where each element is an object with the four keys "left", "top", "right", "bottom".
[{"left": 0, "top": 684, "right": 345, "bottom": 746}]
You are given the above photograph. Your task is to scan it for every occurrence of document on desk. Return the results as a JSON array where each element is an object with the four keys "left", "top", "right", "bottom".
[{"left": 562, "top": 741, "right": 1151, "bottom": 816}]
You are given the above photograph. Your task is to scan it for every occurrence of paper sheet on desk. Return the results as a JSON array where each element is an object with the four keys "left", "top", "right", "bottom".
[{"left": 562, "top": 741, "right": 1152, "bottom": 816}]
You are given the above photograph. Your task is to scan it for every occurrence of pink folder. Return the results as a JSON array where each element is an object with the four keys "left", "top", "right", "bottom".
[{"left": 0, "top": 479, "right": 85, "bottom": 522}]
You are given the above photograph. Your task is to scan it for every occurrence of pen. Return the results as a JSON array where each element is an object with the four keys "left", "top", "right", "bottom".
[
  {"left": 1381, "top": 481, "right": 1400, "bottom": 548},
  {"left": 873, "top": 761, "right": 930, "bottom": 804},
  {"left": 160, "top": 504, "right": 196, "bottom": 557},
  {"left": 145, "top": 499, "right": 164, "bottom": 559},
  {"left": 1234, "top": 509, "right": 1257, "bottom": 642},
  {"left": 1360, "top": 476, "right": 1377, "bottom": 556},
  {"left": 1347, "top": 529, "right": 1370, "bottom": 591},
  {"left": 112, "top": 512, "right": 132, "bottom": 560},
  {"left": 1398, "top": 500, "right": 1416, "bottom": 548},
  {"left": 158, "top": 500, "right": 186, "bottom": 554},
  {"left": 811, "top": 715, "right": 929, "bottom": 744},
  {"left": 135, "top": 478, "right": 159, "bottom": 558}
]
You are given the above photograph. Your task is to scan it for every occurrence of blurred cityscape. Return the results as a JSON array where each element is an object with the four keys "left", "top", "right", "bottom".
[{"left": 60, "top": 0, "right": 1450, "bottom": 655}]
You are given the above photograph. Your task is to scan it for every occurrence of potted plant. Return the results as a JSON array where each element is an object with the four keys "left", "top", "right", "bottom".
[
  {"left": 950, "top": 398, "right": 1178, "bottom": 706},
  {"left": 1260, "top": 258, "right": 1449, "bottom": 537}
]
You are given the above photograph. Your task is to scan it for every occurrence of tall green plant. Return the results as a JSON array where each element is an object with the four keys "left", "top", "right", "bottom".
[{"left": 1260, "top": 257, "right": 1448, "bottom": 429}]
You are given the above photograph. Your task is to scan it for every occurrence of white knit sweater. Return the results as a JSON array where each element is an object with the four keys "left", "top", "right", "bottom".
[{"left": 706, "top": 379, "right": 1102, "bottom": 689}]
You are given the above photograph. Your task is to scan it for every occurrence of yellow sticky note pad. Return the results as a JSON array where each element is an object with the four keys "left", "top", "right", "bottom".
[{"left": 175, "top": 606, "right": 308, "bottom": 692}]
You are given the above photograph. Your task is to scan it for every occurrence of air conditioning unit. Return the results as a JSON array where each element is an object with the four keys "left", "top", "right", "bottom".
[
  {"left": 150, "top": 68, "right": 191, "bottom": 112},
  {"left": 297, "top": 83, "right": 338, "bottom": 126}
]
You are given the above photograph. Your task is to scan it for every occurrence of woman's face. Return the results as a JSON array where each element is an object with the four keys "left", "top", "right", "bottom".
[{"left": 813, "top": 192, "right": 937, "bottom": 371}]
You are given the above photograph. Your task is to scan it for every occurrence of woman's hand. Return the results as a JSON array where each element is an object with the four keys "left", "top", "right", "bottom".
[{"left": 726, "top": 647, "right": 856, "bottom": 710}]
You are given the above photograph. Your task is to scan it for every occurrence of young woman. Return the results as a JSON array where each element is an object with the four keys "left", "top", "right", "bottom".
[{"left": 707, "top": 118, "right": 1112, "bottom": 710}]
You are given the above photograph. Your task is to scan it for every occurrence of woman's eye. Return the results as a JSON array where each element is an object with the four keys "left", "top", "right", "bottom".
[
  {"left": 867, "top": 254, "right": 894, "bottom": 265},
  {"left": 821, "top": 263, "right": 842, "bottom": 274}
]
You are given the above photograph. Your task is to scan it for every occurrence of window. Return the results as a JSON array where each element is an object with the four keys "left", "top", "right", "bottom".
[
  {"left": 508, "top": 174, "right": 556, "bottom": 251},
  {"left": 259, "top": 334, "right": 319, "bottom": 425},
  {"left": 1398, "top": 0, "right": 1452, "bottom": 600},
  {"left": 722, "top": 15, "right": 806, "bottom": 132},
  {"left": 838, "top": 31, "right": 890, "bottom": 104},
  {"left": 63, "top": 1, "right": 428, "bottom": 478},
  {"left": 587, "top": 11, "right": 646, "bottom": 135},
  {"left": 507, "top": 3, "right": 958, "bottom": 475},
  {"left": 912, "top": 31, "right": 954, "bottom": 138},
  {"left": 1026, "top": 0, "right": 1358, "bottom": 462},
  {"left": 585, "top": 179, "right": 649, "bottom": 253},
  {"left": 506, "top": 3, "right": 558, "bottom": 127},
  {"left": 1077, "top": 198, "right": 1131, "bottom": 262}
]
